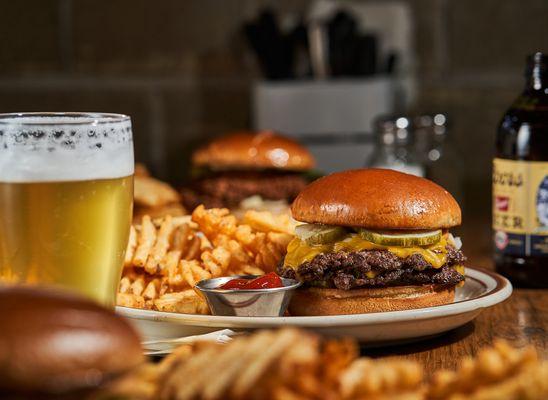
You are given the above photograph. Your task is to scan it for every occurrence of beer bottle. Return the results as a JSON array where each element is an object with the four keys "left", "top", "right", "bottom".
[{"left": 493, "top": 52, "right": 548, "bottom": 287}]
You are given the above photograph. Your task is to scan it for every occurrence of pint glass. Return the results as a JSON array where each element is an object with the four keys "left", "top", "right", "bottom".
[{"left": 0, "top": 113, "right": 134, "bottom": 306}]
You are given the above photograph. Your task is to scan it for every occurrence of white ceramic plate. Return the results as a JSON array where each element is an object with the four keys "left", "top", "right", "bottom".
[{"left": 117, "top": 267, "right": 512, "bottom": 348}]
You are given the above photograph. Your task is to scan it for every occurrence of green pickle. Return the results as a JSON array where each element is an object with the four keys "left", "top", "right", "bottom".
[
  {"left": 295, "top": 224, "right": 347, "bottom": 245},
  {"left": 358, "top": 229, "right": 442, "bottom": 247}
]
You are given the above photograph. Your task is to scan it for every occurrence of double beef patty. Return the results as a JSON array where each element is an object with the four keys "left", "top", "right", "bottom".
[
  {"left": 182, "top": 170, "right": 308, "bottom": 210},
  {"left": 278, "top": 246, "right": 466, "bottom": 290}
]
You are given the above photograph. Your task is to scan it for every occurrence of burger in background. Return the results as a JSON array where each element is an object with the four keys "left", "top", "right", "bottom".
[
  {"left": 278, "top": 169, "right": 466, "bottom": 316},
  {"left": 181, "top": 131, "right": 317, "bottom": 215}
]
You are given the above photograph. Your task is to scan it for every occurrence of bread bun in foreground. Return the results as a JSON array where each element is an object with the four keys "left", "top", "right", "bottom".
[{"left": 0, "top": 286, "right": 143, "bottom": 395}]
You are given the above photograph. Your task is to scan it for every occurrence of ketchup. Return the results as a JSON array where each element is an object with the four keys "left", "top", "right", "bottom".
[{"left": 218, "top": 272, "right": 283, "bottom": 290}]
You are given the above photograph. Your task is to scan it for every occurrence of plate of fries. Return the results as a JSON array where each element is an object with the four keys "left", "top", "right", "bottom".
[{"left": 117, "top": 206, "right": 297, "bottom": 335}]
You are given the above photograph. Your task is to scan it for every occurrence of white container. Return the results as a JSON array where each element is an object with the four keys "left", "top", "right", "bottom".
[
  {"left": 253, "top": 77, "right": 395, "bottom": 173},
  {"left": 253, "top": 77, "right": 394, "bottom": 135}
]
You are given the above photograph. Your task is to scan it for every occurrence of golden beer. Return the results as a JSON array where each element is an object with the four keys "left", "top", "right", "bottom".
[
  {"left": 0, "top": 112, "right": 134, "bottom": 306},
  {"left": 0, "top": 177, "right": 133, "bottom": 305}
]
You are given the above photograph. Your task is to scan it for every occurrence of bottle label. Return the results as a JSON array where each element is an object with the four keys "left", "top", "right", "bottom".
[{"left": 493, "top": 158, "right": 548, "bottom": 256}]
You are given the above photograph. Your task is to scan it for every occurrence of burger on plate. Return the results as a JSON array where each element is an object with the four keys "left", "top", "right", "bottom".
[
  {"left": 278, "top": 168, "right": 466, "bottom": 316},
  {"left": 181, "top": 130, "right": 316, "bottom": 214}
]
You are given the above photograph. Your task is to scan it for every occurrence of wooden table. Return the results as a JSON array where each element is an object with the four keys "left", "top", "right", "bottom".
[
  {"left": 365, "top": 288, "right": 548, "bottom": 373},
  {"left": 365, "top": 224, "right": 548, "bottom": 372}
]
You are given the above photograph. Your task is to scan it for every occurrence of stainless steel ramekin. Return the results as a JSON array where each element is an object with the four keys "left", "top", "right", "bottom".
[{"left": 194, "top": 275, "right": 301, "bottom": 317}]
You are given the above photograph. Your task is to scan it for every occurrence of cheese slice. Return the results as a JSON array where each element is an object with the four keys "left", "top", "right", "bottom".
[{"left": 284, "top": 233, "right": 449, "bottom": 269}]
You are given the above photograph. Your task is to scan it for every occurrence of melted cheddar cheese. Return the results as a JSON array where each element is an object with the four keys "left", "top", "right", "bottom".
[{"left": 284, "top": 233, "right": 449, "bottom": 269}]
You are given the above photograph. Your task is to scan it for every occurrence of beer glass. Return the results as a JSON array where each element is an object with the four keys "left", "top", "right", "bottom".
[{"left": 0, "top": 113, "right": 134, "bottom": 306}]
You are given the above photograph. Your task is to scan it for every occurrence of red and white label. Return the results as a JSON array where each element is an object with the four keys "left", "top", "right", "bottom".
[{"left": 495, "top": 196, "right": 509, "bottom": 212}]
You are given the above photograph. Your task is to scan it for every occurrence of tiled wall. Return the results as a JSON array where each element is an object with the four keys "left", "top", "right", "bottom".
[{"left": 1, "top": 0, "right": 547, "bottom": 204}]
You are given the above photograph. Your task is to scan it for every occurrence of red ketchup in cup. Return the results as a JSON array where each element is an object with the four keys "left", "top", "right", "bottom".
[{"left": 218, "top": 272, "right": 283, "bottom": 290}]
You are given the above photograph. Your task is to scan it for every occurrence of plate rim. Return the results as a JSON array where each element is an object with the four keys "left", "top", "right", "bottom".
[{"left": 116, "top": 267, "right": 512, "bottom": 328}]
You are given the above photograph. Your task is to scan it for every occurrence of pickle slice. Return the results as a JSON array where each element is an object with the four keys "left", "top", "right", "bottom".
[
  {"left": 295, "top": 224, "right": 347, "bottom": 245},
  {"left": 358, "top": 229, "right": 442, "bottom": 247}
]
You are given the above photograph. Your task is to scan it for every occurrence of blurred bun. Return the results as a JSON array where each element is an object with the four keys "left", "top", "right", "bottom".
[
  {"left": 291, "top": 168, "right": 461, "bottom": 230},
  {"left": 289, "top": 284, "right": 455, "bottom": 315},
  {"left": 192, "top": 131, "right": 315, "bottom": 171},
  {"left": 0, "top": 286, "right": 143, "bottom": 395}
]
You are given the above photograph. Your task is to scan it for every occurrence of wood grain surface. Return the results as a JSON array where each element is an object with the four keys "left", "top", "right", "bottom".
[
  {"left": 364, "top": 288, "right": 547, "bottom": 373},
  {"left": 364, "top": 219, "right": 548, "bottom": 373}
]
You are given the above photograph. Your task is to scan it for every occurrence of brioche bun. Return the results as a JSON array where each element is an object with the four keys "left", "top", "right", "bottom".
[
  {"left": 0, "top": 286, "right": 143, "bottom": 395},
  {"left": 291, "top": 168, "right": 461, "bottom": 230},
  {"left": 288, "top": 284, "right": 455, "bottom": 316},
  {"left": 192, "top": 131, "right": 315, "bottom": 171}
]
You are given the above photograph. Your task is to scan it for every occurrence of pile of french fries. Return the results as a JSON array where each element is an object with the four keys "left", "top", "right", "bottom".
[
  {"left": 428, "top": 340, "right": 548, "bottom": 399},
  {"left": 101, "top": 328, "right": 548, "bottom": 400},
  {"left": 117, "top": 206, "right": 294, "bottom": 314}
]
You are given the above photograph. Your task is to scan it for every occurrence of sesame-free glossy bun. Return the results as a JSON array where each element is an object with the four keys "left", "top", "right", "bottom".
[
  {"left": 0, "top": 286, "right": 144, "bottom": 395},
  {"left": 288, "top": 284, "right": 455, "bottom": 315},
  {"left": 291, "top": 169, "right": 461, "bottom": 230},
  {"left": 192, "top": 131, "right": 315, "bottom": 171}
]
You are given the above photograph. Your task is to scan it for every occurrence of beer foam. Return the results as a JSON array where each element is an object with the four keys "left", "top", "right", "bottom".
[{"left": 0, "top": 114, "right": 134, "bottom": 182}]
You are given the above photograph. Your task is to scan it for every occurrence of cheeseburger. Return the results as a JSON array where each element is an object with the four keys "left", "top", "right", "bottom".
[
  {"left": 278, "top": 169, "right": 466, "bottom": 315},
  {"left": 181, "top": 131, "right": 316, "bottom": 212}
]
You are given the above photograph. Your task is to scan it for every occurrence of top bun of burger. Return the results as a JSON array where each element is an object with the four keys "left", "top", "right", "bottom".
[
  {"left": 192, "top": 130, "right": 315, "bottom": 171},
  {"left": 0, "top": 286, "right": 143, "bottom": 395},
  {"left": 291, "top": 168, "right": 461, "bottom": 230}
]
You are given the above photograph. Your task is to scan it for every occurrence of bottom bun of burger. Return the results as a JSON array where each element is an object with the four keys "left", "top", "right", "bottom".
[
  {"left": 0, "top": 286, "right": 144, "bottom": 396},
  {"left": 288, "top": 285, "right": 455, "bottom": 316}
]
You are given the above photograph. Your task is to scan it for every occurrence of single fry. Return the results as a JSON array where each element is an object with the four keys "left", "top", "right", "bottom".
[
  {"left": 133, "top": 216, "right": 157, "bottom": 268},
  {"left": 190, "top": 262, "right": 211, "bottom": 283},
  {"left": 117, "top": 293, "right": 145, "bottom": 309},
  {"left": 201, "top": 246, "right": 230, "bottom": 277},
  {"left": 142, "top": 279, "right": 160, "bottom": 300},
  {"left": 154, "top": 290, "right": 209, "bottom": 314},
  {"left": 124, "top": 225, "right": 137, "bottom": 267},
  {"left": 145, "top": 215, "right": 173, "bottom": 274},
  {"left": 161, "top": 250, "right": 182, "bottom": 276},
  {"left": 130, "top": 276, "right": 146, "bottom": 296},
  {"left": 171, "top": 223, "right": 190, "bottom": 253},
  {"left": 180, "top": 260, "right": 200, "bottom": 287},
  {"left": 118, "top": 276, "right": 131, "bottom": 294}
]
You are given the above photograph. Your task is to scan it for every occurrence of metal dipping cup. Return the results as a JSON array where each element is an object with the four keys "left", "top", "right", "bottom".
[{"left": 194, "top": 275, "right": 301, "bottom": 317}]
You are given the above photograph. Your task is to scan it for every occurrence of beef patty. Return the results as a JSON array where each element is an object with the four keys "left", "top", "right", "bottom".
[
  {"left": 278, "top": 246, "right": 466, "bottom": 290},
  {"left": 182, "top": 170, "right": 308, "bottom": 209}
]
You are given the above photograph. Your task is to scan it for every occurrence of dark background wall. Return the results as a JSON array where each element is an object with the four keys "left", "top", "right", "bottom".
[{"left": 1, "top": 0, "right": 548, "bottom": 217}]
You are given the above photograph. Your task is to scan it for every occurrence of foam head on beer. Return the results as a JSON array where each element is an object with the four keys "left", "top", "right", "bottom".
[
  {"left": 0, "top": 113, "right": 134, "bottom": 306},
  {"left": 0, "top": 113, "right": 134, "bottom": 182}
]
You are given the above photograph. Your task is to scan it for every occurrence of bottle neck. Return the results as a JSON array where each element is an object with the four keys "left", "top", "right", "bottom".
[{"left": 525, "top": 72, "right": 547, "bottom": 92}]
